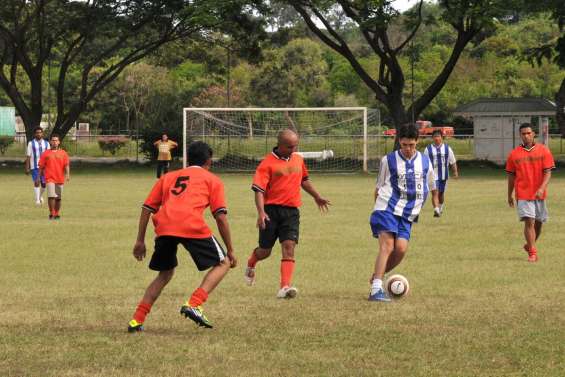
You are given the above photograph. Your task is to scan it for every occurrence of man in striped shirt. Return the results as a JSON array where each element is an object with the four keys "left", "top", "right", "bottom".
[
  {"left": 368, "top": 124, "right": 438, "bottom": 302},
  {"left": 426, "top": 130, "right": 458, "bottom": 217},
  {"left": 25, "top": 127, "right": 50, "bottom": 205}
]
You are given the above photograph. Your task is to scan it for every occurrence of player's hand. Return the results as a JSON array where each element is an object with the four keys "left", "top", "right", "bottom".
[
  {"left": 227, "top": 252, "right": 237, "bottom": 268},
  {"left": 535, "top": 188, "right": 544, "bottom": 198},
  {"left": 314, "top": 196, "right": 331, "bottom": 213},
  {"left": 257, "top": 212, "right": 270, "bottom": 230},
  {"left": 25, "top": 169, "right": 30, "bottom": 175},
  {"left": 66, "top": 175, "right": 70, "bottom": 182},
  {"left": 508, "top": 196, "right": 514, "bottom": 208},
  {"left": 133, "top": 241, "right": 146, "bottom": 261}
]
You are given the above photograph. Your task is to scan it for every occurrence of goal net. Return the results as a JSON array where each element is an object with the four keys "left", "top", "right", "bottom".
[{"left": 182, "top": 107, "right": 381, "bottom": 172}]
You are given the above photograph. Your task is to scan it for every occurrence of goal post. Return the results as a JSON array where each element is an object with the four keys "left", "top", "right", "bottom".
[{"left": 182, "top": 107, "right": 381, "bottom": 172}]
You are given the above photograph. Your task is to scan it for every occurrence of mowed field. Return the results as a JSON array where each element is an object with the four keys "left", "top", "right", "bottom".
[{"left": 1, "top": 167, "right": 564, "bottom": 377}]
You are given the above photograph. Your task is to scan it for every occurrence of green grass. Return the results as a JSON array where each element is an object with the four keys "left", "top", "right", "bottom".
[{"left": 1, "top": 168, "right": 564, "bottom": 376}]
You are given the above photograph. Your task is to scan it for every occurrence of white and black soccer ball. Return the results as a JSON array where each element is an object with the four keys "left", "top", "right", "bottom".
[{"left": 385, "top": 274, "right": 410, "bottom": 299}]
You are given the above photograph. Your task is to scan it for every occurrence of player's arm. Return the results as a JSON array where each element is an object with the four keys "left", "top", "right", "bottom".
[
  {"left": 25, "top": 143, "right": 31, "bottom": 174},
  {"left": 133, "top": 207, "right": 152, "bottom": 261},
  {"left": 253, "top": 190, "right": 269, "bottom": 229},
  {"left": 153, "top": 140, "right": 159, "bottom": 146},
  {"left": 301, "top": 179, "right": 330, "bottom": 212},
  {"left": 448, "top": 148, "right": 458, "bottom": 178},
  {"left": 507, "top": 173, "right": 515, "bottom": 207},
  {"left": 535, "top": 170, "right": 552, "bottom": 198},
  {"left": 171, "top": 141, "right": 178, "bottom": 149},
  {"left": 65, "top": 162, "right": 70, "bottom": 182},
  {"left": 214, "top": 212, "right": 237, "bottom": 268},
  {"left": 374, "top": 157, "right": 388, "bottom": 203},
  {"left": 427, "top": 164, "right": 439, "bottom": 208}
]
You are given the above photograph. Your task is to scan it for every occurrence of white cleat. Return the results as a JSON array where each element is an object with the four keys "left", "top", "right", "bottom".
[
  {"left": 35, "top": 201, "right": 41, "bottom": 206},
  {"left": 277, "top": 286, "right": 298, "bottom": 299},
  {"left": 40, "top": 197, "right": 44, "bottom": 204},
  {"left": 244, "top": 267, "right": 256, "bottom": 286}
]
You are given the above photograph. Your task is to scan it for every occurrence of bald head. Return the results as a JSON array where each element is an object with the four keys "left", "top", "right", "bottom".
[{"left": 276, "top": 129, "right": 299, "bottom": 158}]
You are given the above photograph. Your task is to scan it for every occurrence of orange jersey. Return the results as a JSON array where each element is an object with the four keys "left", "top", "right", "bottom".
[
  {"left": 38, "top": 149, "right": 69, "bottom": 184},
  {"left": 252, "top": 149, "right": 309, "bottom": 207},
  {"left": 506, "top": 143, "right": 555, "bottom": 200},
  {"left": 143, "top": 166, "right": 227, "bottom": 238}
]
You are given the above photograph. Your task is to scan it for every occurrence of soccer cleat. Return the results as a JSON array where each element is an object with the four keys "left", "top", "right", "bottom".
[
  {"left": 527, "top": 249, "right": 538, "bottom": 263},
  {"left": 276, "top": 286, "right": 298, "bottom": 299},
  {"left": 433, "top": 210, "right": 441, "bottom": 218},
  {"left": 35, "top": 200, "right": 41, "bottom": 206},
  {"left": 48, "top": 214, "right": 54, "bottom": 220},
  {"left": 127, "top": 319, "right": 144, "bottom": 333},
  {"left": 368, "top": 288, "right": 391, "bottom": 302},
  {"left": 53, "top": 215, "right": 60, "bottom": 220},
  {"left": 180, "top": 305, "right": 213, "bottom": 328},
  {"left": 244, "top": 267, "right": 256, "bottom": 286}
]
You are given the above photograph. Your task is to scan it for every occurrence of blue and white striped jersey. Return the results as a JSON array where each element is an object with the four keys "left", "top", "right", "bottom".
[
  {"left": 426, "top": 143, "right": 456, "bottom": 181},
  {"left": 374, "top": 150, "right": 436, "bottom": 222},
  {"left": 27, "top": 139, "right": 50, "bottom": 170}
]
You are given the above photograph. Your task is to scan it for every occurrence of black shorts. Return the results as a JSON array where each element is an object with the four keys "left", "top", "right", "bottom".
[
  {"left": 259, "top": 205, "right": 300, "bottom": 249},
  {"left": 149, "top": 235, "right": 226, "bottom": 271}
]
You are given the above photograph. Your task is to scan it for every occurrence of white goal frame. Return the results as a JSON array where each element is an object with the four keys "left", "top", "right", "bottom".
[{"left": 182, "top": 107, "right": 371, "bottom": 172}]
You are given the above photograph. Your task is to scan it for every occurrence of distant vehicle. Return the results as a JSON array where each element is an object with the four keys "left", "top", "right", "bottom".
[{"left": 383, "top": 120, "right": 454, "bottom": 137}]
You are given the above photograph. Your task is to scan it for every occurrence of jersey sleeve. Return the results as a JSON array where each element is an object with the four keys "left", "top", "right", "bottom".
[
  {"left": 376, "top": 156, "right": 389, "bottom": 190},
  {"left": 301, "top": 157, "right": 309, "bottom": 182},
  {"left": 448, "top": 146, "right": 456, "bottom": 165},
  {"left": 143, "top": 177, "right": 165, "bottom": 213},
  {"left": 210, "top": 177, "right": 227, "bottom": 217},
  {"left": 543, "top": 147, "right": 555, "bottom": 171},
  {"left": 252, "top": 159, "right": 270, "bottom": 193},
  {"left": 505, "top": 151, "right": 516, "bottom": 174}
]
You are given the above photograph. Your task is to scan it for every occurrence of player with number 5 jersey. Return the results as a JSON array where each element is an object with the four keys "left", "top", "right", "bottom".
[{"left": 128, "top": 141, "right": 237, "bottom": 332}]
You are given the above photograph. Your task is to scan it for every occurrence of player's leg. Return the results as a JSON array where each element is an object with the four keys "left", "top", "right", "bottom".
[
  {"left": 245, "top": 206, "right": 278, "bottom": 285},
  {"left": 181, "top": 237, "right": 231, "bottom": 328},
  {"left": 156, "top": 161, "right": 162, "bottom": 178},
  {"left": 434, "top": 181, "right": 445, "bottom": 217},
  {"left": 386, "top": 238, "right": 409, "bottom": 273},
  {"left": 46, "top": 183, "right": 57, "bottom": 219},
  {"left": 128, "top": 236, "right": 179, "bottom": 332},
  {"left": 523, "top": 218, "right": 537, "bottom": 262},
  {"left": 31, "top": 169, "right": 41, "bottom": 204},
  {"left": 438, "top": 191, "right": 445, "bottom": 213},
  {"left": 53, "top": 185, "right": 63, "bottom": 219},
  {"left": 534, "top": 221, "right": 542, "bottom": 241},
  {"left": 369, "top": 232, "right": 395, "bottom": 302},
  {"left": 163, "top": 161, "right": 169, "bottom": 175},
  {"left": 276, "top": 207, "right": 300, "bottom": 298}
]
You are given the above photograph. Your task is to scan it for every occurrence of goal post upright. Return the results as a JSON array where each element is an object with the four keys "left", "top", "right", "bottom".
[
  {"left": 363, "top": 107, "right": 368, "bottom": 173},
  {"left": 183, "top": 108, "right": 187, "bottom": 168}
]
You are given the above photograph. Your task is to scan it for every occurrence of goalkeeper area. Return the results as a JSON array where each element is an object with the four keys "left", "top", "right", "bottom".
[{"left": 183, "top": 107, "right": 381, "bottom": 172}]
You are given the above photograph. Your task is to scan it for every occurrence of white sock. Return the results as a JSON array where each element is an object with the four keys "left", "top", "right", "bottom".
[
  {"left": 440, "top": 203, "right": 445, "bottom": 213},
  {"left": 434, "top": 207, "right": 440, "bottom": 214},
  {"left": 371, "top": 278, "right": 383, "bottom": 295},
  {"left": 34, "top": 187, "right": 40, "bottom": 202}
]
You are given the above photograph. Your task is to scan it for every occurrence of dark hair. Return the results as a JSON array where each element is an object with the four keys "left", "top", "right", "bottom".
[
  {"left": 431, "top": 129, "right": 443, "bottom": 137},
  {"left": 519, "top": 123, "right": 533, "bottom": 131},
  {"left": 50, "top": 133, "right": 60, "bottom": 140},
  {"left": 188, "top": 141, "right": 213, "bottom": 166},
  {"left": 33, "top": 127, "right": 43, "bottom": 133},
  {"left": 398, "top": 123, "right": 419, "bottom": 140}
]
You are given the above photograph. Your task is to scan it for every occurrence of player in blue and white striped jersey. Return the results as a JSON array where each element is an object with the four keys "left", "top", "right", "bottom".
[
  {"left": 425, "top": 130, "right": 458, "bottom": 217},
  {"left": 25, "top": 127, "right": 50, "bottom": 204},
  {"left": 368, "top": 124, "right": 438, "bottom": 302}
]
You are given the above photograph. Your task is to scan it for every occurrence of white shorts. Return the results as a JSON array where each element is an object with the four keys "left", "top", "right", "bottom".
[
  {"left": 517, "top": 200, "right": 548, "bottom": 223},
  {"left": 46, "top": 183, "right": 64, "bottom": 199}
]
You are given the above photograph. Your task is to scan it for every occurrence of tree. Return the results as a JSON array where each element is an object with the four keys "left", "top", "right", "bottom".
[
  {"left": 0, "top": 0, "right": 264, "bottom": 140},
  {"left": 286, "top": 0, "right": 517, "bottom": 128},
  {"left": 523, "top": 0, "right": 565, "bottom": 135}
]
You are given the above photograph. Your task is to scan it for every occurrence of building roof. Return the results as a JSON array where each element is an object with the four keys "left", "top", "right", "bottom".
[{"left": 453, "top": 98, "right": 556, "bottom": 117}]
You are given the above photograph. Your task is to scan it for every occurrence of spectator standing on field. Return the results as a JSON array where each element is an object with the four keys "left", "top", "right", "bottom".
[{"left": 154, "top": 134, "right": 178, "bottom": 178}]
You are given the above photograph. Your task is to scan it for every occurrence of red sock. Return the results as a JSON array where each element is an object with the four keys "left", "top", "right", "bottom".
[
  {"left": 280, "top": 259, "right": 295, "bottom": 288},
  {"left": 248, "top": 248, "right": 259, "bottom": 268},
  {"left": 188, "top": 287, "right": 208, "bottom": 307},
  {"left": 132, "top": 301, "right": 152, "bottom": 323}
]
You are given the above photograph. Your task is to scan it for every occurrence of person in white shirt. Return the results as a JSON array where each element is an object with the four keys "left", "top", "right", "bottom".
[
  {"left": 25, "top": 127, "right": 50, "bottom": 205},
  {"left": 425, "top": 130, "right": 458, "bottom": 217}
]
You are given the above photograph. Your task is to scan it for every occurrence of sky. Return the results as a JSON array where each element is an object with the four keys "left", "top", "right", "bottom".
[{"left": 391, "top": 0, "right": 429, "bottom": 12}]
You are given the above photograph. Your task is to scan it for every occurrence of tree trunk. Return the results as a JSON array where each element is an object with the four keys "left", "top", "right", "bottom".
[{"left": 556, "top": 77, "right": 565, "bottom": 138}]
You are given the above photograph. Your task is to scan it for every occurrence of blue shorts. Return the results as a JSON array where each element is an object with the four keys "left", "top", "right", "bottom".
[
  {"left": 370, "top": 210, "right": 412, "bottom": 240},
  {"left": 436, "top": 179, "right": 447, "bottom": 193},
  {"left": 31, "top": 169, "right": 45, "bottom": 185}
]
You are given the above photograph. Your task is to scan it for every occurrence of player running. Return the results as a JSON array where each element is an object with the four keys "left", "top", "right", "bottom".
[
  {"left": 128, "top": 141, "right": 236, "bottom": 332},
  {"left": 25, "top": 127, "right": 50, "bottom": 205},
  {"left": 506, "top": 123, "right": 554, "bottom": 262},
  {"left": 244, "top": 129, "right": 330, "bottom": 299},
  {"left": 369, "top": 124, "right": 438, "bottom": 302},
  {"left": 37, "top": 134, "right": 70, "bottom": 220},
  {"left": 425, "top": 129, "right": 458, "bottom": 217}
]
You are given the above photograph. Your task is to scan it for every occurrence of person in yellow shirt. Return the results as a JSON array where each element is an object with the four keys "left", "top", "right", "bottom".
[{"left": 153, "top": 134, "right": 178, "bottom": 178}]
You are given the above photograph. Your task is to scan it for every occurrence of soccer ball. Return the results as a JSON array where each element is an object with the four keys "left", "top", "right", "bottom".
[{"left": 385, "top": 274, "right": 410, "bottom": 298}]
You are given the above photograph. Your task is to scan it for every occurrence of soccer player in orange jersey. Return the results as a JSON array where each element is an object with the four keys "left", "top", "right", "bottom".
[
  {"left": 245, "top": 129, "right": 330, "bottom": 299},
  {"left": 37, "top": 134, "right": 70, "bottom": 220},
  {"left": 128, "top": 141, "right": 237, "bottom": 332},
  {"left": 506, "top": 123, "right": 555, "bottom": 262}
]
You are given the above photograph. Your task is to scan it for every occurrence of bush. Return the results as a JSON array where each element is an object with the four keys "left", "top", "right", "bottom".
[
  {"left": 0, "top": 136, "right": 14, "bottom": 155},
  {"left": 98, "top": 136, "right": 129, "bottom": 155}
]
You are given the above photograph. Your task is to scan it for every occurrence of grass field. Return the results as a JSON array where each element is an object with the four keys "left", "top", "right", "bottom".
[{"left": 1, "top": 167, "right": 564, "bottom": 376}]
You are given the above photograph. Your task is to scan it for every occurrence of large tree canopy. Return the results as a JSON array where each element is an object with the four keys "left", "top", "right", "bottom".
[
  {"left": 0, "top": 0, "right": 263, "bottom": 140},
  {"left": 286, "top": 0, "right": 517, "bottom": 128}
]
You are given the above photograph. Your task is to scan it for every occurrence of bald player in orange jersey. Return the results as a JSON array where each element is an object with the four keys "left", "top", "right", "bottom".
[
  {"left": 128, "top": 141, "right": 236, "bottom": 332},
  {"left": 245, "top": 129, "right": 330, "bottom": 298}
]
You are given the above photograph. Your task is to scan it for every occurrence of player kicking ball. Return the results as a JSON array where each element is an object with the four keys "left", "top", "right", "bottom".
[
  {"left": 128, "top": 141, "right": 237, "bottom": 332},
  {"left": 368, "top": 124, "right": 438, "bottom": 302}
]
